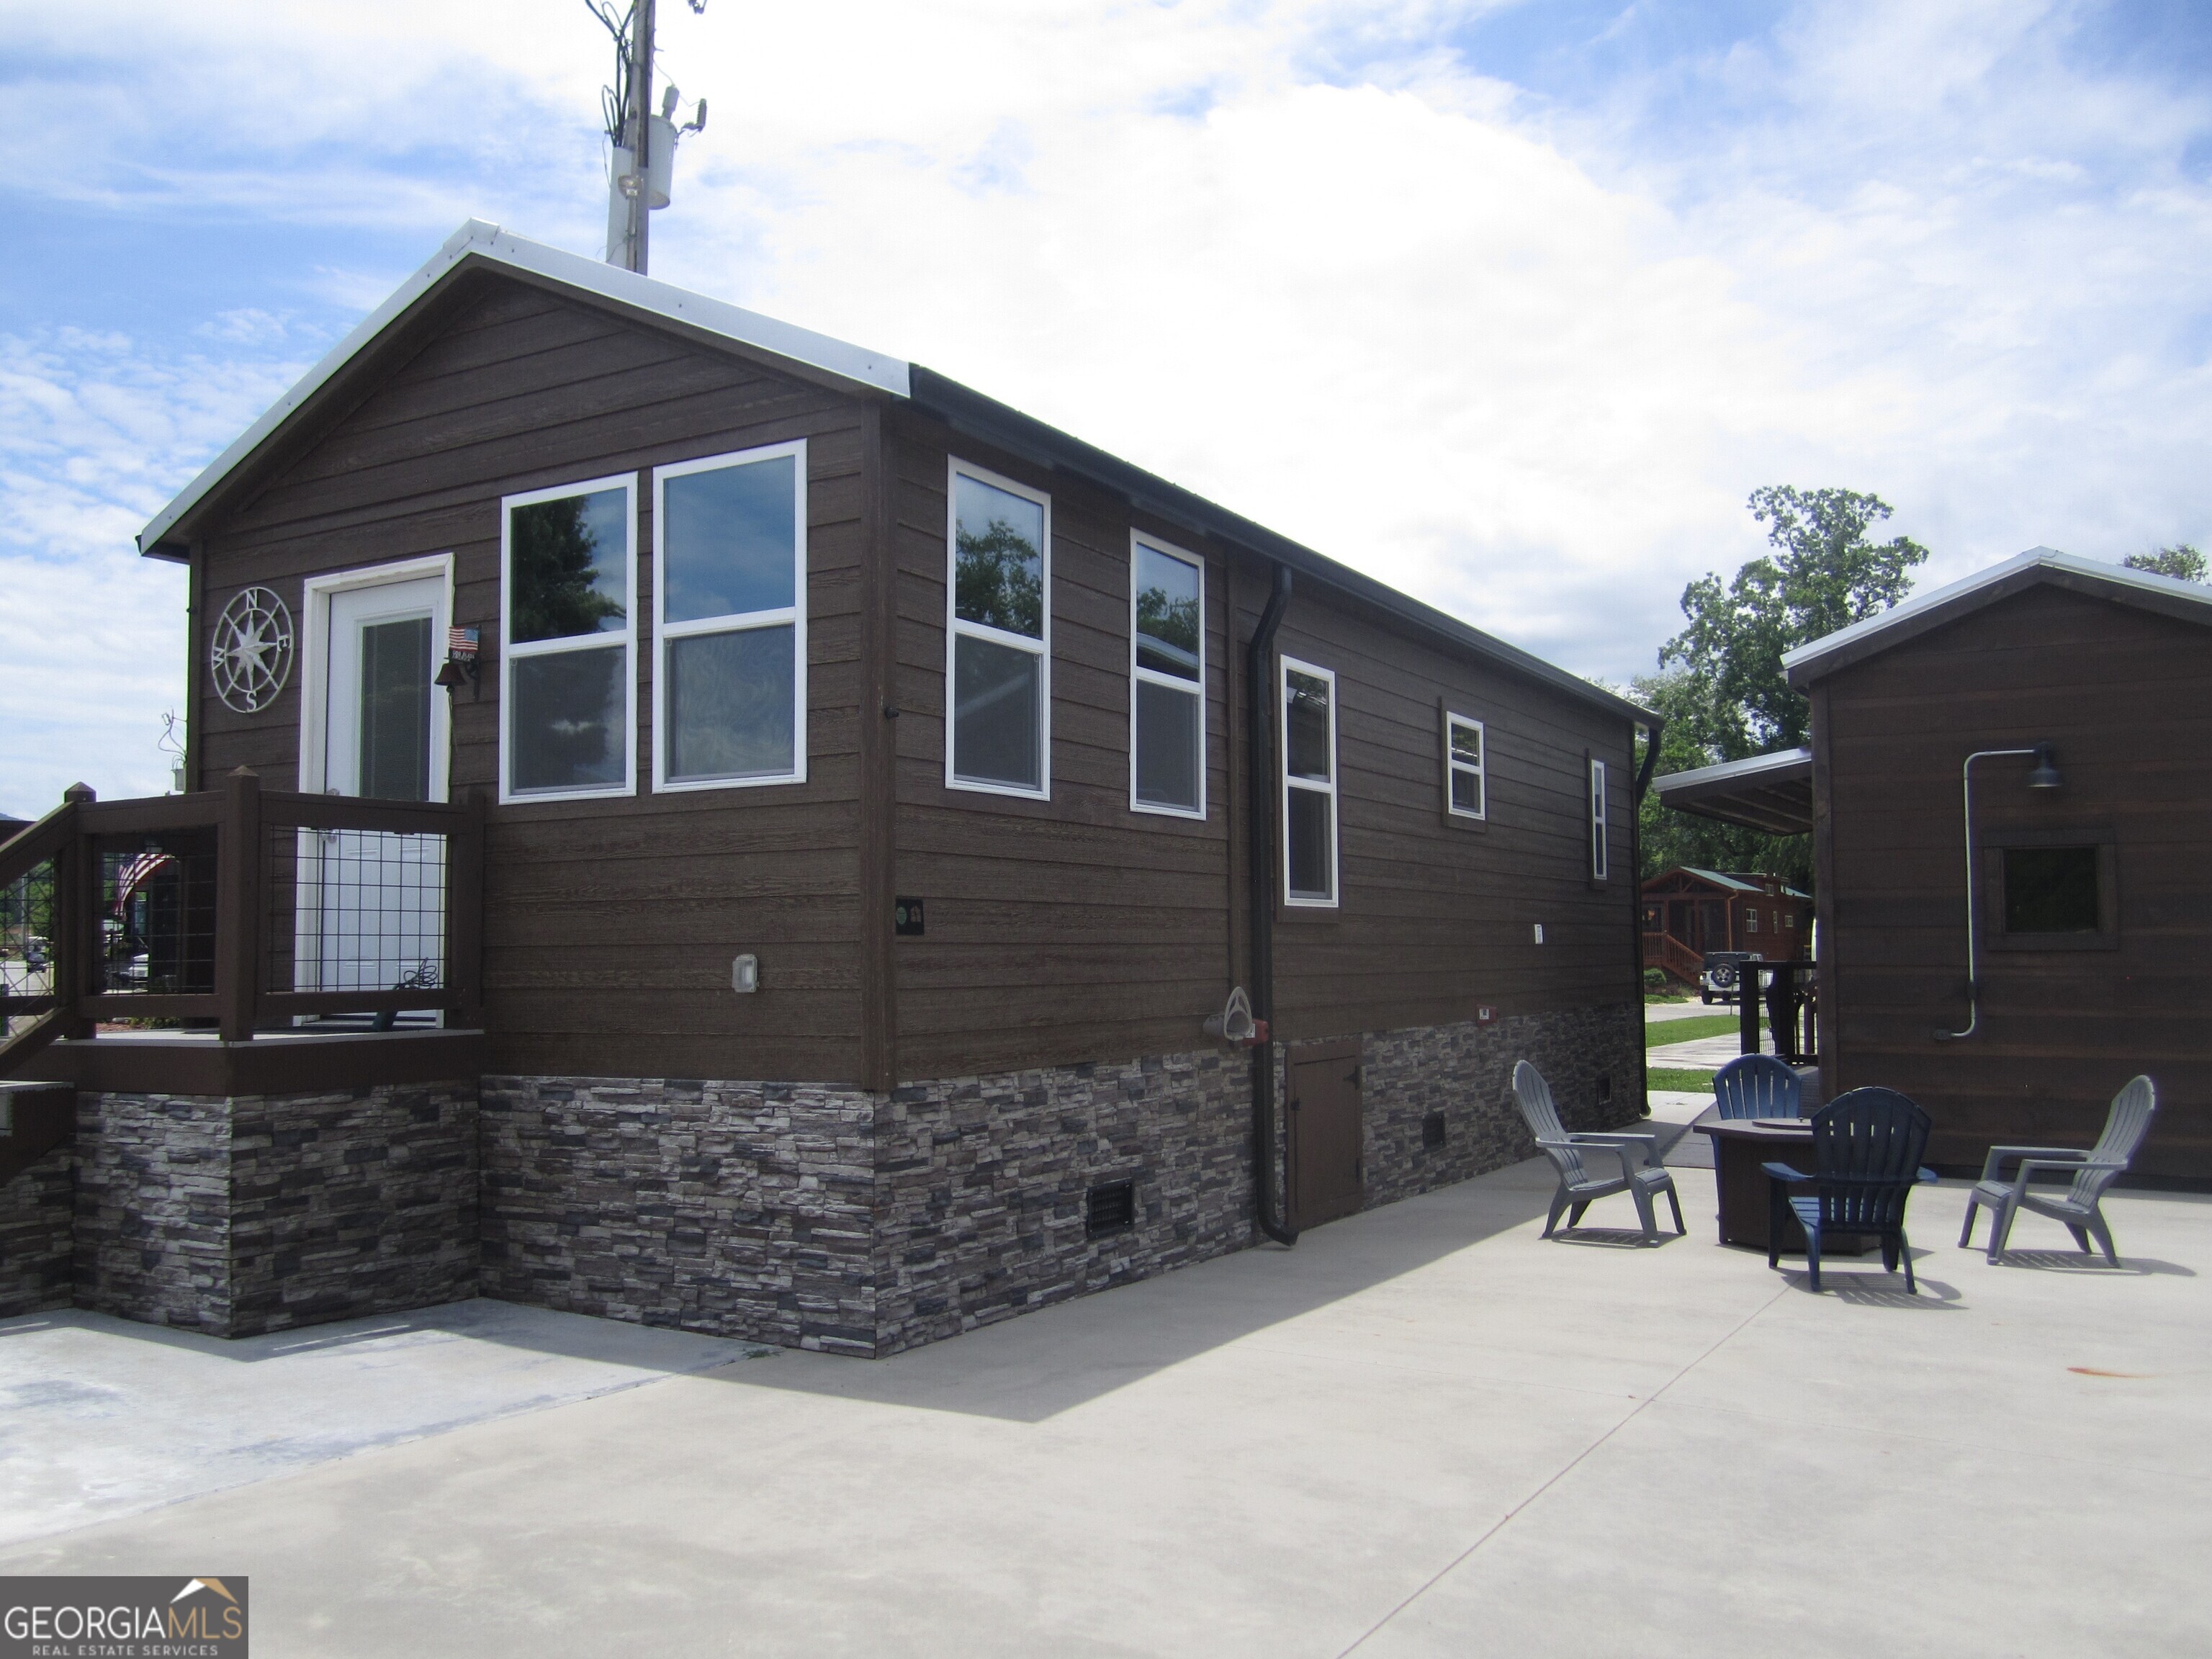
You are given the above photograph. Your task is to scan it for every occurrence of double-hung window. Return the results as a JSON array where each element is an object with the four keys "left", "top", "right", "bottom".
[
  {"left": 501, "top": 474, "right": 636, "bottom": 801},
  {"left": 652, "top": 441, "right": 806, "bottom": 791},
  {"left": 1281, "top": 657, "right": 1339, "bottom": 907},
  {"left": 1130, "top": 535, "right": 1205, "bottom": 817},
  {"left": 1588, "top": 757, "right": 1609, "bottom": 881},
  {"left": 946, "top": 461, "right": 1050, "bottom": 797},
  {"left": 1444, "top": 711, "right": 1485, "bottom": 820}
]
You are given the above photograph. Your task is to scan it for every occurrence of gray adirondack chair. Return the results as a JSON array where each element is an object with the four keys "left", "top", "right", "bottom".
[
  {"left": 1511, "top": 1060, "right": 1684, "bottom": 1243},
  {"left": 1959, "top": 1076, "right": 2157, "bottom": 1265},
  {"left": 1713, "top": 1053, "right": 1802, "bottom": 1120}
]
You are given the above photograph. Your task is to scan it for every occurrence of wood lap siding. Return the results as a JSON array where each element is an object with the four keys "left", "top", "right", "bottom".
[
  {"left": 1261, "top": 590, "right": 1636, "bottom": 1043},
  {"left": 886, "top": 419, "right": 1235, "bottom": 1081},
  {"left": 192, "top": 276, "right": 873, "bottom": 1084},
  {"left": 1822, "top": 585, "right": 2212, "bottom": 1179}
]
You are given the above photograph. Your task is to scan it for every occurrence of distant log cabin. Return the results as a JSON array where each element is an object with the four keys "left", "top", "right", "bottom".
[{"left": 1640, "top": 867, "right": 1812, "bottom": 987}]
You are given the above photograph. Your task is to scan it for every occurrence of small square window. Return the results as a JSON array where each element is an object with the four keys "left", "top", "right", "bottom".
[{"left": 2004, "top": 845, "right": 2100, "bottom": 934}]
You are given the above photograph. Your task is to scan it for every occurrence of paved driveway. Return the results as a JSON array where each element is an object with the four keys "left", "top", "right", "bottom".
[{"left": 4, "top": 1161, "right": 2203, "bottom": 1657}]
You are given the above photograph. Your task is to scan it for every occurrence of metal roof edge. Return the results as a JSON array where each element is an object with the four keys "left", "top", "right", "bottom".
[
  {"left": 904, "top": 365, "right": 1656, "bottom": 728},
  {"left": 1652, "top": 747, "right": 1812, "bottom": 793},
  {"left": 1781, "top": 547, "right": 2212, "bottom": 685},
  {"left": 136, "top": 220, "right": 910, "bottom": 557}
]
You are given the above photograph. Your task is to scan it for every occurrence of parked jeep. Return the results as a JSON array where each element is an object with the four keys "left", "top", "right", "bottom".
[{"left": 1700, "top": 950, "right": 1757, "bottom": 1005}]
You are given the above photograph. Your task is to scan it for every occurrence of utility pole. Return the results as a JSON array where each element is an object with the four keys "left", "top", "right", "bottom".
[
  {"left": 621, "top": 0, "right": 655, "bottom": 274},
  {"left": 593, "top": 0, "right": 706, "bottom": 276}
]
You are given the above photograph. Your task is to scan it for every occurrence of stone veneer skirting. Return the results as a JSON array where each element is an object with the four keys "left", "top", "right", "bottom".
[
  {"left": 70, "top": 1082, "right": 479, "bottom": 1337},
  {"left": 12, "top": 1007, "right": 1637, "bottom": 1349},
  {"left": 481, "top": 1003, "right": 1641, "bottom": 1358}
]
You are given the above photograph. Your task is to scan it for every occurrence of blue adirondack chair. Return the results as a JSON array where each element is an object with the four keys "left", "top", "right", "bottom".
[
  {"left": 1713, "top": 1053, "right": 1802, "bottom": 1120},
  {"left": 1763, "top": 1089, "right": 1938, "bottom": 1293}
]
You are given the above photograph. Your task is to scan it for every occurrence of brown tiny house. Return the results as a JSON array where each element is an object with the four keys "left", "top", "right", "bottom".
[
  {"left": 1781, "top": 549, "right": 2212, "bottom": 1182},
  {"left": 1640, "top": 866, "right": 1812, "bottom": 986},
  {"left": 1, "top": 221, "right": 1653, "bottom": 1346}
]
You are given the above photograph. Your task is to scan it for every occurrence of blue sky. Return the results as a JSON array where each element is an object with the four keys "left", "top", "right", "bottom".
[{"left": 3, "top": 0, "right": 2208, "bottom": 814}]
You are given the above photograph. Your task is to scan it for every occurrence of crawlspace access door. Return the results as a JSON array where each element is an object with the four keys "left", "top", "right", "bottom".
[{"left": 1288, "top": 1036, "right": 1364, "bottom": 1229}]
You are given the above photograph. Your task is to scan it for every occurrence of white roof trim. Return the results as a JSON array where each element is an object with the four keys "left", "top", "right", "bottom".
[
  {"left": 1653, "top": 747, "right": 1812, "bottom": 793},
  {"left": 137, "top": 220, "right": 910, "bottom": 554},
  {"left": 1781, "top": 547, "right": 2212, "bottom": 678}
]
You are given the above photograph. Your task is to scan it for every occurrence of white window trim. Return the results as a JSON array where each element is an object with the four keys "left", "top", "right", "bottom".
[
  {"left": 297, "top": 554, "right": 456, "bottom": 804},
  {"left": 1280, "top": 654, "right": 1339, "bottom": 909},
  {"left": 1444, "top": 709, "right": 1485, "bottom": 822},
  {"left": 1589, "top": 756, "right": 1609, "bottom": 881},
  {"left": 1128, "top": 531, "right": 1207, "bottom": 821},
  {"left": 499, "top": 470, "right": 638, "bottom": 805},
  {"left": 945, "top": 457, "right": 1051, "bottom": 801},
  {"left": 649, "top": 440, "right": 809, "bottom": 794}
]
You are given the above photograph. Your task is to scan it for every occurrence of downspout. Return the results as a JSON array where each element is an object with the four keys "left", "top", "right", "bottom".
[
  {"left": 1247, "top": 562, "right": 1298, "bottom": 1245},
  {"left": 1632, "top": 718, "right": 1663, "bottom": 1117}
]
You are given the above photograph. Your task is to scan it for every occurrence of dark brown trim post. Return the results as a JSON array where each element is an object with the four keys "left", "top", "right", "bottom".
[
  {"left": 57, "top": 786, "right": 94, "bottom": 1040},
  {"left": 450, "top": 786, "right": 487, "bottom": 1028},
  {"left": 856, "top": 400, "right": 899, "bottom": 1093},
  {"left": 215, "top": 766, "right": 261, "bottom": 1043}
]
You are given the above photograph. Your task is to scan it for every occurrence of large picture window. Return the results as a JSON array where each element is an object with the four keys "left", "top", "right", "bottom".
[
  {"left": 1281, "top": 656, "right": 1338, "bottom": 907},
  {"left": 652, "top": 441, "right": 806, "bottom": 792},
  {"left": 1444, "top": 711, "right": 1485, "bottom": 821},
  {"left": 1130, "top": 535, "right": 1205, "bottom": 817},
  {"left": 947, "top": 461, "right": 1050, "bottom": 797},
  {"left": 1589, "top": 757, "right": 1609, "bottom": 881},
  {"left": 501, "top": 474, "right": 636, "bottom": 802}
]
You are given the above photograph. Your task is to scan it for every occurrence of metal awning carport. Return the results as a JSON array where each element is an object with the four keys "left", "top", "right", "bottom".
[{"left": 1651, "top": 748, "right": 1813, "bottom": 836}]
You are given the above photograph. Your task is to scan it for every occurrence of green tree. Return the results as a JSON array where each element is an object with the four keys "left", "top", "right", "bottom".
[
  {"left": 1633, "top": 669, "right": 1813, "bottom": 891},
  {"left": 2123, "top": 544, "right": 2207, "bottom": 583},
  {"left": 1660, "top": 487, "right": 1928, "bottom": 759},
  {"left": 511, "top": 495, "right": 626, "bottom": 643}
]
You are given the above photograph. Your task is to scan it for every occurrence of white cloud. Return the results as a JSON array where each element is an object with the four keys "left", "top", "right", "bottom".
[{"left": 1, "top": 0, "right": 2206, "bottom": 812}]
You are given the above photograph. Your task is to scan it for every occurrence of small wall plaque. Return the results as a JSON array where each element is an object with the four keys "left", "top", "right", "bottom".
[{"left": 894, "top": 897, "right": 925, "bottom": 937}]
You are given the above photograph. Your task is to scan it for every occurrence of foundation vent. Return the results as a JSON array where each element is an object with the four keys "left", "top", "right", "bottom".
[
  {"left": 1086, "top": 1179, "right": 1136, "bottom": 1238},
  {"left": 1421, "top": 1111, "right": 1447, "bottom": 1151}
]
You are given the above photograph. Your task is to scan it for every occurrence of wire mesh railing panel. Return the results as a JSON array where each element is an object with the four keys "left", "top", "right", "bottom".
[
  {"left": 91, "top": 830, "right": 219, "bottom": 998},
  {"left": 266, "top": 824, "right": 447, "bottom": 1000},
  {"left": 3, "top": 854, "right": 58, "bottom": 1038}
]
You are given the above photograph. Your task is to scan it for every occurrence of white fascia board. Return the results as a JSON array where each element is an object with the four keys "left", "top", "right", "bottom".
[
  {"left": 1780, "top": 547, "right": 2212, "bottom": 678},
  {"left": 137, "top": 219, "right": 910, "bottom": 556}
]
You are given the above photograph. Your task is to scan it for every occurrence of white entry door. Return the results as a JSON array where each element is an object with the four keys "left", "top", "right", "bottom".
[{"left": 298, "top": 573, "right": 449, "bottom": 1001}]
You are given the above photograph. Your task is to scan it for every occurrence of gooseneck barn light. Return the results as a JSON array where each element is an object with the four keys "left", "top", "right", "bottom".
[{"left": 1934, "top": 744, "right": 2061, "bottom": 1043}]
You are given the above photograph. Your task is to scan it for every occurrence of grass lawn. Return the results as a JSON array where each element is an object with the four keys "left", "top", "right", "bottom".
[
  {"left": 1647, "top": 1067, "right": 1717, "bottom": 1092},
  {"left": 1644, "top": 1013, "right": 1740, "bottom": 1047}
]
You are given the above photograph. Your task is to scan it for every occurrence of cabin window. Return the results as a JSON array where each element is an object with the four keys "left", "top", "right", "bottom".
[
  {"left": 1588, "top": 757, "right": 1609, "bottom": 881},
  {"left": 1745, "top": 909, "right": 1760, "bottom": 932},
  {"left": 1984, "top": 835, "right": 2117, "bottom": 952},
  {"left": 652, "top": 442, "right": 806, "bottom": 791},
  {"left": 1130, "top": 536, "right": 1205, "bottom": 817},
  {"left": 1786, "top": 912, "right": 1797, "bottom": 930},
  {"left": 947, "top": 461, "right": 1051, "bottom": 798},
  {"left": 501, "top": 474, "right": 636, "bottom": 801},
  {"left": 1444, "top": 711, "right": 1485, "bottom": 820},
  {"left": 1281, "top": 657, "right": 1339, "bottom": 907}
]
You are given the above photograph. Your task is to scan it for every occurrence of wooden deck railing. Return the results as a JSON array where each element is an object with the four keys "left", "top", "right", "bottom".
[
  {"left": 1641, "top": 929, "right": 1704, "bottom": 986},
  {"left": 0, "top": 768, "right": 482, "bottom": 1076}
]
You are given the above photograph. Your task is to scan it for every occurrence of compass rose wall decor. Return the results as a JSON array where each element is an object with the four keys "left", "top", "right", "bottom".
[{"left": 210, "top": 587, "right": 295, "bottom": 714}]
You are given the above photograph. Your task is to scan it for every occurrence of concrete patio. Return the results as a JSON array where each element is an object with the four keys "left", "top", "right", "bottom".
[{"left": 3, "top": 1155, "right": 2203, "bottom": 1657}]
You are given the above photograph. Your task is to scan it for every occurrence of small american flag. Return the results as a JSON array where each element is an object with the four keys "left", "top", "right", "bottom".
[
  {"left": 448, "top": 626, "right": 480, "bottom": 657},
  {"left": 111, "top": 851, "right": 176, "bottom": 916}
]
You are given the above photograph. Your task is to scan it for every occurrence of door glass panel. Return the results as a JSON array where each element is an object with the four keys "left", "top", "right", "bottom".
[
  {"left": 511, "top": 646, "right": 626, "bottom": 793},
  {"left": 510, "top": 487, "right": 629, "bottom": 642},
  {"left": 667, "top": 625, "right": 796, "bottom": 782},
  {"left": 663, "top": 456, "right": 796, "bottom": 623},
  {"left": 358, "top": 616, "right": 431, "bottom": 801}
]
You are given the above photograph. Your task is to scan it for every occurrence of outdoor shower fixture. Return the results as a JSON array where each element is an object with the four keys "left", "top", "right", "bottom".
[{"left": 1933, "top": 744, "right": 2062, "bottom": 1042}]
